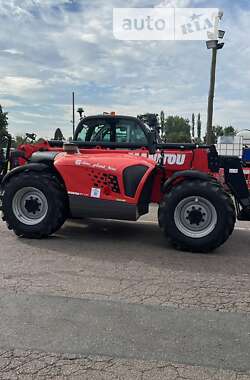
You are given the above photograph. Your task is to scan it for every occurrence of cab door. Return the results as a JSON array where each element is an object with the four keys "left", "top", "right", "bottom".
[{"left": 114, "top": 118, "right": 148, "bottom": 145}]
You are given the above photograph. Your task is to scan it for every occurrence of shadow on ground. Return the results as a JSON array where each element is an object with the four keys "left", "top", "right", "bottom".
[{"left": 17, "top": 218, "right": 250, "bottom": 277}]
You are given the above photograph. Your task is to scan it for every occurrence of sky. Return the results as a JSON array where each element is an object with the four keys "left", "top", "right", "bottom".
[{"left": 0, "top": 0, "right": 249, "bottom": 139}]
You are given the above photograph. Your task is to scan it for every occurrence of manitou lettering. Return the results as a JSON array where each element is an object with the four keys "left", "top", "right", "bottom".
[
  {"left": 164, "top": 154, "right": 186, "bottom": 165},
  {"left": 135, "top": 152, "right": 186, "bottom": 165},
  {"left": 149, "top": 153, "right": 186, "bottom": 165}
]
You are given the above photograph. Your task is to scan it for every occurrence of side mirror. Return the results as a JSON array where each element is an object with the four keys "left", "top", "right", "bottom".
[{"left": 148, "top": 130, "right": 157, "bottom": 154}]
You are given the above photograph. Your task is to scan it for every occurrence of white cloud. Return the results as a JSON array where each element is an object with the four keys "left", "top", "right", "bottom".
[
  {"left": 156, "top": 0, "right": 191, "bottom": 7},
  {"left": 0, "top": 49, "right": 24, "bottom": 55},
  {"left": 155, "top": 0, "right": 207, "bottom": 7},
  {"left": 9, "top": 117, "right": 34, "bottom": 125},
  {"left": 19, "top": 111, "right": 61, "bottom": 119},
  {"left": 79, "top": 33, "right": 98, "bottom": 44},
  {"left": 0, "top": 99, "right": 20, "bottom": 108},
  {"left": 0, "top": 0, "right": 249, "bottom": 137},
  {"left": 0, "top": 76, "right": 44, "bottom": 96}
]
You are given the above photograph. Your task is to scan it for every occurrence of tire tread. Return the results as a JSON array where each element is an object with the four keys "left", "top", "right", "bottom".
[
  {"left": 2, "top": 171, "right": 68, "bottom": 238},
  {"left": 158, "top": 179, "right": 236, "bottom": 253}
]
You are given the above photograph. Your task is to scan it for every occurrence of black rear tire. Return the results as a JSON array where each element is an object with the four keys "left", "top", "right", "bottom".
[
  {"left": 158, "top": 180, "right": 236, "bottom": 253},
  {"left": 2, "top": 171, "right": 68, "bottom": 238}
]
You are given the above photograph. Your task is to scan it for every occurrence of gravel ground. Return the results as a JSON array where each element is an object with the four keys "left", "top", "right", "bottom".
[
  {"left": 0, "top": 350, "right": 250, "bottom": 380},
  {"left": 1, "top": 206, "right": 250, "bottom": 379}
]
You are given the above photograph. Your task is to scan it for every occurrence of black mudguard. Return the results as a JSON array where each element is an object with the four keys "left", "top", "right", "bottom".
[
  {"left": 163, "top": 170, "right": 213, "bottom": 193},
  {"left": 1, "top": 163, "right": 50, "bottom": 188}
]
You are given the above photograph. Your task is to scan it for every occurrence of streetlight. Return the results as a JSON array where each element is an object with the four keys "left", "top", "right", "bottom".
[
  {"left": 206, "top": 13, "right": 225, "bottom": 145},
  {"left": 77, "top": 107, "right": 85, "bottom": 120},
  {"left": 218, "top": 30, "right": 225, "bottom": 39}
]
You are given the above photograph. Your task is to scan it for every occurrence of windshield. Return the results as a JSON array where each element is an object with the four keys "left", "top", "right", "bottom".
[{"left": 75, "top": 117, "right": 149, "bottom": 145}]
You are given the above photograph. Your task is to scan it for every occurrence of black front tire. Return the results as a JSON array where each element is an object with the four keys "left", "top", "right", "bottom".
[
  {"left": 2, "top": 171, "right": 68, "bottom": 238},
  {"left": 158, "top": 180, "right": 236, "bottom": 253}
]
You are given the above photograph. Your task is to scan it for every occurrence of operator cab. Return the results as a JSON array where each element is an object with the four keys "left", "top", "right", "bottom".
[{"left": 73, "top": 115, "right": 161, "bottom": 145}]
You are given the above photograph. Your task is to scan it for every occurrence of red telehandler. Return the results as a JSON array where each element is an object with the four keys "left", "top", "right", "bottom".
[{"left": 0, "top": 114, "right": 250, "bottom": 253}]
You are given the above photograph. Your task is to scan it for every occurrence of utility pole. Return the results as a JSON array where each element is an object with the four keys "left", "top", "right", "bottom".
[
  {"left": 206, "top": 11, "right": 225, "bottom": 145},
  {"left": 206, "top": 47, "right": 217, "bottom": 144},
  {"left": 72, "top": 91, "right": 75, "bottom": 137}
]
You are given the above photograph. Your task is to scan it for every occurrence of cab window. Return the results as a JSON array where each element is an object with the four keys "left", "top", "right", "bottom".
[
  {"left": 115, "top": 120, "right": 147, "bottom": 144},
  {"left": 76, "top": 120, "right": 112, "bottom": 142},
  {"left": 76, "top": 124, "right": 88, "bottom": 141},
  {"left": 90, "top": 124, "right": 111, "bottom": 142}
]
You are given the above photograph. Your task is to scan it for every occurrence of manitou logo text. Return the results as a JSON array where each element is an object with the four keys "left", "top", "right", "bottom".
[
  {"left": 152, "top": 153, "right": 186, "bottom": 165},
  {"left": 165, "top": 153, "right": 186, "bottom": 165},
  {"left": 130, "top": 152, "right": 186, "bottom": 165}
]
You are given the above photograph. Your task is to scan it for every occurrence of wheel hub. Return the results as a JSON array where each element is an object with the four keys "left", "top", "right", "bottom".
[
  {"left": 24, "top": 197, "right": 42, "bottom": 214},
  {"left": 174, "top": 196, "right": 217, "bottom": 239},
  {"left": 12, "top": 187, "right": 48, "bottom": 226},
  {"left": 185, "top": 204, "right": 207, "bottom": 227}
]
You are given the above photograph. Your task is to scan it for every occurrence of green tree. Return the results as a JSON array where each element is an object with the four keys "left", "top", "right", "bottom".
[
  {"left": 54, "top": 128, "right": 65, "bottom": 140},
  {"left": 213, "top": 125, "right": 224, "bottom": 138},
  {"left": 160, "top": 111, "right": 165, "bottom": 136},
  {"left": 223, "top": 126, "right": 237, "bottom": 136},
  {"left": 163, "top": 116, "right": 191, "bottom": 143},
  {"left": 191, "top": 113, "right": 195, "bottom": 140},
  {"left": 197, "top": 113, "right": 201, "bottom": 142},
  {"left": 205, "top": 125, "right": 237, "bottom": 144},
  {"left": 0, "top": 105, "right": 8, "bottom": 136},
  {"left": 12, "top": 135, "right": 25, "bottom": 148}
]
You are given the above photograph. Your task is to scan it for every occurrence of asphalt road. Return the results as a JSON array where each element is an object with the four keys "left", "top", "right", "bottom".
[{"left": 0, "top": 205, "right": 250, "bottom": 379}]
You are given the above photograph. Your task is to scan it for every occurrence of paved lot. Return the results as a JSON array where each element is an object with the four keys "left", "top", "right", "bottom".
[{"left": 0, "top": 205, "right": 250, "bottom": 379}]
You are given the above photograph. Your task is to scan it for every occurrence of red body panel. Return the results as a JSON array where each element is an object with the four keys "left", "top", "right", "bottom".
[
  {"left": 55, "top": 152, "right": 156, "bottom": 205},
  {"left": 15, "top": 140, "right": 234, "bottom": 207},
  {"left": 53, "top": 148, "right": 212, "bottom": 206},
  {"left": 13, "top": 140, "right": 222, "bottom": 206}
]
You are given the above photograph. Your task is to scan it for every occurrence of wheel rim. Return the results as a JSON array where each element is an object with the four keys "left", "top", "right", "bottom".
[
  {"left": 174, "top": 196, "right": 217, "bottom": 239},
  {"left": 12, "top": 187, "right": 48, "bottom": 226}
]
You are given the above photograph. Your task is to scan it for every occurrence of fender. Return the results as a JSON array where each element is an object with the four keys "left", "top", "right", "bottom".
[
  {"left": 2, "top": 163, "right": 56, "bottom": 187},
  {"left": 163, "top": 170, "right": 214, "bottom": 193}
]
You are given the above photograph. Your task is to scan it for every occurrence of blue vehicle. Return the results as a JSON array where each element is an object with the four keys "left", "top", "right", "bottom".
[{"left": 243, "top": 147, "right": 250, "bottom": 165}]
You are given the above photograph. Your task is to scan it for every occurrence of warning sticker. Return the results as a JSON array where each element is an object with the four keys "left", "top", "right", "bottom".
[{"left": 91, "top": 188, "right": 101, "bottom": 198}]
